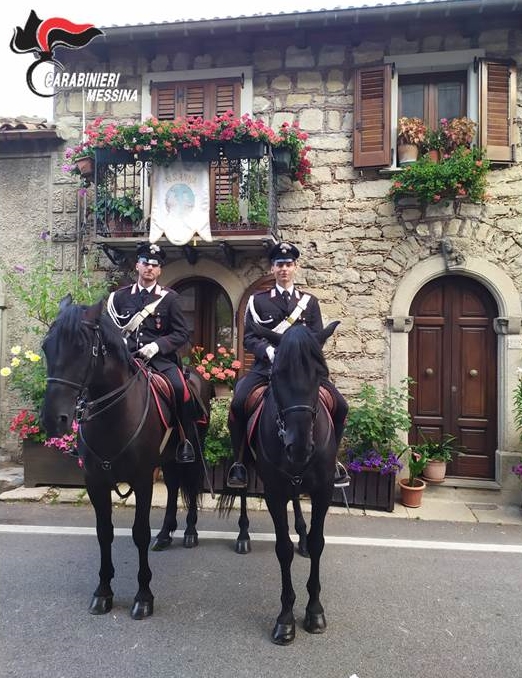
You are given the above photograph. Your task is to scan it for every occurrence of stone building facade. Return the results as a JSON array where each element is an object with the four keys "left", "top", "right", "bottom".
[{"left": 1, "top": 1, "right": 521, "bottom": 500}]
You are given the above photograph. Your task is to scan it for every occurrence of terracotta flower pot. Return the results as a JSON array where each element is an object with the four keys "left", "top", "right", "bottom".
[
  {"left": 397, "top": 143, "right": 419, "bottom": 166},
  {"left": 422, "top": 459, "right": 447, "bottom": 484},
  {"left": 399, "top": 477, "right": 426, "bottom": 508}
]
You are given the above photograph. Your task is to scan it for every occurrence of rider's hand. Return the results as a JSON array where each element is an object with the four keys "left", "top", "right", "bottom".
[
  {"left": 266, "top": 346, "right": 275, "bottom": 363},
  {"left": 139, "top": 342, "right": 159, "bottom": 360}
]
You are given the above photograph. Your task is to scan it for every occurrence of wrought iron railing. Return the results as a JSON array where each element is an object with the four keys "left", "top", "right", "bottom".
[{"left": 92, "top": 144, "right": 282, "bottom": 240}]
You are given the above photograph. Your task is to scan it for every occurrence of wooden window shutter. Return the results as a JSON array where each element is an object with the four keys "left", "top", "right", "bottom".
[
  {"left": 479, "top": 60, "right": 517, "bottom": 163},
  {"left": 151, "top": 78, "right": 241, "bottom": 120},
  {"left": 353, "top": 64, "right": 392, "bottom": 168}
]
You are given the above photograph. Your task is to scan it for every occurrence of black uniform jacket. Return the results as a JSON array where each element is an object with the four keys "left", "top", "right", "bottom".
[
  {"left": 244, "top": 287, "right": 323, "bottom": 375},
  {"left": 111, "top": 283, "right": 189, "bottom": 372}
]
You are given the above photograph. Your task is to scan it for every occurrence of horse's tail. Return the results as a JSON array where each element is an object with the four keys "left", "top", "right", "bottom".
[
  {"left": 216, "top": 489, "right": 239, "bottom": 517},
  {"left": 177, "top": 454, "right": 204, "bottom": 507}
]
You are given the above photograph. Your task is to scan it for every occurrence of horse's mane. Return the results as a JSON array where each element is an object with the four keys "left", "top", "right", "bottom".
[
  {"left": 48, "top": 303, "right": 131, "bottom": 365},
  {"left": 273, "top": 323, "right": 329, "bottom": 381}
]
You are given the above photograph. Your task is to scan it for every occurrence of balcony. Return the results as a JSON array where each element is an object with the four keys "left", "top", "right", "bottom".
[{"left": 90, "top": 144, "right": 287, "bottom": 267}]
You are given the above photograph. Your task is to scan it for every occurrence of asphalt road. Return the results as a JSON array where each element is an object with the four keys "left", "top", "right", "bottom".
[{"left": 1, "top": 503, "right": 522, "bottom": 678}]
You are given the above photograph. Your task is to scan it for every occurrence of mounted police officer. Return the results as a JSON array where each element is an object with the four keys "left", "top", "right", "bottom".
[
  {"left": 227, "top": 242, "right": 349, "bottom": 488},
  {"left": 107, "top": 242, "right": 196, "bottom": 463}
]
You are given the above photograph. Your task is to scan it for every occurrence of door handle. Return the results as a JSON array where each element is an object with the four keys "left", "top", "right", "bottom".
[
  {"left": 469, "top": 369, "right": 478, "bottom": 377},
  {"left": 425, "top": 367, "right": 434, "bottom": 376}
]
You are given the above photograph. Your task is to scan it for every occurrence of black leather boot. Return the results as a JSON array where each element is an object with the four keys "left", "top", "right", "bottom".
[
  {"left": 227, "top": 462, "right": 248, "bottom": 489},
  {"left": 176, "top": 438, "right": 195, "bottom": 463}
]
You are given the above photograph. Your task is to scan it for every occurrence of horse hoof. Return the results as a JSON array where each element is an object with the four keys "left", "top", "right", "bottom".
[
  {"left": 183, "top": 534, "right": 199, "bottom": 548},
  {"left": 131, "top": 599, "right": 154, "bottom": 620},
  {"left": 271, "top": 622, "right": 295, "bottom": 645},
  {"left": 235, "top": 539, "right": 251, "bottom": 555},
  {"left": 151, "top": 536, "right": 172, "bottom": 551},
  {"left": 297, "top": 544, "right": 310, "bottom": 558},
  {"left": 304, "top": 611, "right": 327, "bottom": 634},
  {"left": 88, "top": 595, "right": 113, "bottom": 615}
]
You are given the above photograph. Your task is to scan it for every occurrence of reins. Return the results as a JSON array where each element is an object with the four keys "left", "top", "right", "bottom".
[{"left": 46, "top": 318, "right": 154, "bottom": 498}]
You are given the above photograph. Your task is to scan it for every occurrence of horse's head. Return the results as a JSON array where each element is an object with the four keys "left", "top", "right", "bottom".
[
  {"left": 254, "top": 321, "right": 339, "bottom": 472},
  {"left": 41, "top": 295, "right": 118, "bottom": 437}
]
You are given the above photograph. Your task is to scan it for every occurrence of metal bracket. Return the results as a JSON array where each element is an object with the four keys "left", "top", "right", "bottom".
[{"left": 220, "top": 241, "right": 236, "bottom": 268}]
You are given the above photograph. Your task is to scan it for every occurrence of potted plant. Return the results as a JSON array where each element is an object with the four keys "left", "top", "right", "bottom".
[
  {"left": 396, "top": 116, "right": 427, "bottom": 165},
  {"left": 440, "top": 116, "right": 477, "bottom": 156},
  {"left": 64, "top": 113, "right": 312, "bottom": 186},
  {"left": 389, "top": 146, "right": 490, "bottom": 205},
  {"left": 399, "top": 448, "right": 429, "bottom": 508},
  {"left": 184, "top": 344, "right": 242, "bottom": 397},
  {"left": 95, "top": 189, "right": 144, "bottom": 236},
  {"left": 335, "top": 380, "right": 411, "bottom": 511},
  {"left": 413, "top": 432, "right": 456, "bottom": 483},
  {"left": 216, "top": 196, "right": 241, "bottom": 227},
  {"left": 421, "top": 127, "right": 446, "bottom": 162},
  {"left": 0, "top": 236, "right": 110, "bottom": 486}
]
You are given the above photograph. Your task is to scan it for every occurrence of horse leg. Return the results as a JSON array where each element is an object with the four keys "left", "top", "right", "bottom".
[
  {"left": 303, "top": 492, "right": 329, "bottom": 634},
  {"left": 151, "top": 460, "right": 179, "bottom": 551},
  {"left": 292, "top": 496, "right": 309, "bottom": 558},
  {"left": 235, "top": 490, "right": 251, "bottom": 554},
  {"left": 130, "top": 479, "right": 155, "bottom": 620},
  {"left": 265, "top": 494, "right": 296, "bottom": 645},
  {"left": 182, "top": 463, "right": 199, "bottom": 548},
  {"left": 86, "top": 483, "right": 115, "bottom": 615}
]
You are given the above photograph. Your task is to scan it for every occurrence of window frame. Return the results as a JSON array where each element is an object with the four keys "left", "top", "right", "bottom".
[{"left": 384, "top": 49, "right": 484, "bottom": 169}]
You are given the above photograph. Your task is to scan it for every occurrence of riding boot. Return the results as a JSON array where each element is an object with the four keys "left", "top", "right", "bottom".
[{"left": 227, "top": 416, "right": 248, "bottom": 489}]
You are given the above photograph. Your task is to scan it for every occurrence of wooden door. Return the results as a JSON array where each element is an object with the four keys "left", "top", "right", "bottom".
[
  {"left": 409, "top": 275, "right": 498, "bottom": 479},
  {"left": 237, "top": 275, "right": 274, "bottom": 376}
]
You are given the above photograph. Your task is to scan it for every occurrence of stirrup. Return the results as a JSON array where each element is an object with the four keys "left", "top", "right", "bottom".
[
  {"left": 334, "top": 461, "right": 351, "bottom": 488},
  {"left": 227, "top": 462, "right": 248, "bottom": 489},
  {"left": 176, "top": 439, "right": 195, "bottom": 463}
]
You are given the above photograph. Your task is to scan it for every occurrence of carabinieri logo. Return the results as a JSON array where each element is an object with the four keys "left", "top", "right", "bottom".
[{"left": 9, "top": 10, "right": 104, "bottom": 97}]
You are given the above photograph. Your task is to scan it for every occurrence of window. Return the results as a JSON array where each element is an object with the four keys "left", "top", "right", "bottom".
[
  {"left": 399, "top": 72, "right": 467, "bottom": 126},
  {"left": 353, "top": 51, "right": 517, "bottom": 168}
]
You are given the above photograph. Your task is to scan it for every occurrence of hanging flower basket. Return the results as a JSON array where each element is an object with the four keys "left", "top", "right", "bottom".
[
  {"left": 75, "top": 155, "right": 95, "bottom": 178},
  {"left": 272, "top": 147, "right": 292, "bottom": 173}
]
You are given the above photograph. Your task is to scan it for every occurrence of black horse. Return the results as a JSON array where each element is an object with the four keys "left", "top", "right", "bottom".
[
  {"left": 221, "top": 321, "right": 340, "bottom": 645},
  {"left": 41, "top": 296, "right": 210, "bottom": 619}
]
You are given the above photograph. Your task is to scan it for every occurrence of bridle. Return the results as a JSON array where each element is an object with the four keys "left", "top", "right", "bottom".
[
  {"left": 45, "top": 319, "right": 150, "bottom": 484},
  {"left": 268, "top": 373, "right": 319, "bottom": 485}
]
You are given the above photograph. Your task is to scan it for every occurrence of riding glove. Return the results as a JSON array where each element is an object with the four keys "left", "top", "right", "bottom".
[{"left": 139, "top": 342, "right": 159, "bottom": 360}]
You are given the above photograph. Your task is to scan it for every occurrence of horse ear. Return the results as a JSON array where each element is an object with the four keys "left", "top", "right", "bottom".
[
  {"left": 315, "top": 321, "right": 340, "bottom": 347},
  {"left": 58, "top": 294, "right": 73, "bottom": 312},
  {"left": 252, "top": 322, "right": 282, "bottom": 345},
  {"left": 83, "top": 299, "right": 105, "bottom": 324}
]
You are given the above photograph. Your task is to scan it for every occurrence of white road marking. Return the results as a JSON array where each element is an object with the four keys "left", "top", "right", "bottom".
[{"left": 0, "top": 524, "right": 521, "bottom": 553}]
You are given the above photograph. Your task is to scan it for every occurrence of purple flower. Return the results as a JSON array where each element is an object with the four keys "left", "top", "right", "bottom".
[
  {"left": 40, "top": 231, "right": 50, "bottom": 241},
  {"left": 14, "top": 264, "right": 25, "bottom": 273}
]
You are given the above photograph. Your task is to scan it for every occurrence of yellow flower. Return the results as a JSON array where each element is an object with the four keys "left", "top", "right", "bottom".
[
  {"left": 28, "top": 352, "right": 41, "bottom": 363},
  {"left": 10, "top": 345, "right": 21, "bottom": 355},
  {"left": 11, "top": 357, "right": 20, "bottom": 367},
  {"left": 0, "top": 367, "right": 12, "bottom": 377}
]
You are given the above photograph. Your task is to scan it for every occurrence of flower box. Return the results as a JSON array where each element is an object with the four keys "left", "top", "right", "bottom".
[
  {"left": 223, "top": 141, "right": 267, "bottom": 160},
  {"left": 179, "top": 142, "right": 221, "bottom": 162},
  {"left": 94, "top": 148, "right": 141, "bottom": 165},
  {"left": 23, "top": 441, "right": 84, "bottom": 488},
  {"left": 331, "top": 469, "right": 396, "bottom": 512}
]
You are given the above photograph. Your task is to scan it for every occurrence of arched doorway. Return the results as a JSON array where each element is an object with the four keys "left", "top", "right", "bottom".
[
  {"left": 409, "top": 275, "right": 498, "bottom": 479},
  {"left": 173, "top": 278, "right": 233, "bottom": 357}
]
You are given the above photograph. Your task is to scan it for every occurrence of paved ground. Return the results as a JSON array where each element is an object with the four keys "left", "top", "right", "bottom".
[{"left": 2, "top": 461, "right": 522, "bottom": 525}]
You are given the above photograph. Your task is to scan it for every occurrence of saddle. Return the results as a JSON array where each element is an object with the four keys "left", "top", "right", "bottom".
[
  {"left": 135, "top": 359, "right": 208, "bottom": 430},
  {"left": 245, "top": 384, "right": 335, "bottom": 450}
]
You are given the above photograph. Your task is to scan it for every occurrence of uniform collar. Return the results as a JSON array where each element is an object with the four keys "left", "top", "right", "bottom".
[{"left": 275, "top": 284, "right": 294, "bottom": 296}]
